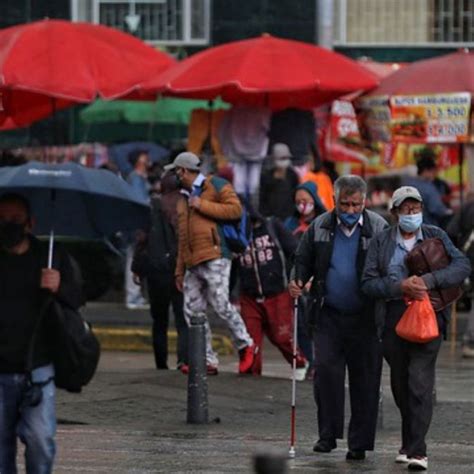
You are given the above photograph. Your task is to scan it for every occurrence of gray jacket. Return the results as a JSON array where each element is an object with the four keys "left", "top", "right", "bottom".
[
  {"left": 361, "top": 224, "right": 471, "bottom": 336},
  {"left": 292, "top": 209, "right": 388, "bottom": 327}
]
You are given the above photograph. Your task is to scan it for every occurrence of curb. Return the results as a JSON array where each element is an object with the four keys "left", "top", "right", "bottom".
[{"left": 93, "top": 326, "right": 234, "bottom": 355}]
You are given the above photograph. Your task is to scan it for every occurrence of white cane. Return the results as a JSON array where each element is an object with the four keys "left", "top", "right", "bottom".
[{"left": 288, "top": 296, "right": 299, "bottom": 458}]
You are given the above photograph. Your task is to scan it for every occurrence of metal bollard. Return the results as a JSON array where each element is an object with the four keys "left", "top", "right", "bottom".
[
  {"left": 254, "top": 453, "right": 288, "bottom": 474},
  {"left": 187, "top": 315, "right": 209, "bottom": 424}
]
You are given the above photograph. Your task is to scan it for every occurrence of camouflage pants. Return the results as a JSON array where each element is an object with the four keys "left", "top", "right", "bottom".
[{"left": 183, "top": 258, "right": 253, "bottom": 365}]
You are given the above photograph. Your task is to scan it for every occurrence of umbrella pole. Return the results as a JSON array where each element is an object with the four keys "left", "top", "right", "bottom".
[
  {"left": 47, "top": 189, "right": 57, "bottom": 269},
  {"left": 47, "top": 228, "right": 55, "bottom": 269}
]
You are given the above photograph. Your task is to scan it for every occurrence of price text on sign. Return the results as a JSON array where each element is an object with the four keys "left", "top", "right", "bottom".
[{"left": 390, "top": 93, "right": 471, "bottom": 143}]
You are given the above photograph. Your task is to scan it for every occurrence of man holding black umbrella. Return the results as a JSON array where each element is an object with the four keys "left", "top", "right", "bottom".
[{"left": 0, "top": 193, "right": 83, "bottom": 474}]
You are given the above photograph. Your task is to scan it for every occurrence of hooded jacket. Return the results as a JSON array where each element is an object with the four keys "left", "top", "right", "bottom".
[{"left": 284, "top": 181, "right": 326, "bottom": 236}]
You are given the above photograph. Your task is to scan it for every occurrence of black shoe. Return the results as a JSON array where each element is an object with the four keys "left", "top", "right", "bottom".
[
  {"left": 313, "top": 439, "right": 337, "bottom": 453},
  {"left": 346, "top": 450, "right": 366, "bottom": 461}
]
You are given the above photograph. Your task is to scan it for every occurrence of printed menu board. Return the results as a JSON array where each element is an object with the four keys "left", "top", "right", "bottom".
[{"left": 390, "top": 93, "right": 471, "bottom": 143}]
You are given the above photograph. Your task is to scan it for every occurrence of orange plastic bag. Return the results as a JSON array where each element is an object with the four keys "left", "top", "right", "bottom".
[{"left": 395, "top": 293, "right": 439, "bottom": 343}]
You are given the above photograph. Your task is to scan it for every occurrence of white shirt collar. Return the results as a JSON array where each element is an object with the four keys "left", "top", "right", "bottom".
[{"left": 192, "top": 173, "right": 206, "bottom": 188}]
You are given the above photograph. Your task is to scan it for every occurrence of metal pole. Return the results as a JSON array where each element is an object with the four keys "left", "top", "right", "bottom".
[
  {"left": 254, "top": 453, "right": 288, "bottom": 474},
  {"left": 317, "top": 0, "right": 334, "bottom": 49},
  {"left": 187, "top": 315, "right": 209, "bottom": 424},
  {"left": 288, "top": 298, "right": 298, "bottom": 458}
]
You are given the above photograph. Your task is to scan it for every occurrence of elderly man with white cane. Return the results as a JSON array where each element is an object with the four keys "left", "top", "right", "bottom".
[{"left": 289, "top": 175, "right": 387, "bottom": 461}]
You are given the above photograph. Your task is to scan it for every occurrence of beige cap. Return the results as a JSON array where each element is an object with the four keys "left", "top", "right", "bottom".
[
  {"left": 164, "top": 152, "right": 201, "bottom": 171},
  {"left": 391, "top": 186, "right": 423, "bottom": 209}
]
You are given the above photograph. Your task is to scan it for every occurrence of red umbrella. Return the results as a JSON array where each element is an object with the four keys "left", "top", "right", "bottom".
[
  {"left": 140, "top": 34, "right": 378, "bottom": 110},
  {"left": 0, "top": 19, "right": 176, "bottom": 129},
  {"left": 368, "top": 49, "right": 474, "bottom": 96}
]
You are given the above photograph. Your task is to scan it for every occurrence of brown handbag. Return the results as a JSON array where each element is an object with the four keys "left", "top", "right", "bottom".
[{"left": 405, "top": 237, "right": 463, "bottom": 312}]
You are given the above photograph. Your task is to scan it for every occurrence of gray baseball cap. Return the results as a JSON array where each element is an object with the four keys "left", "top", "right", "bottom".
[
  {"left": 164, "top": 152, "right": 201, "bottom": 171},
  {"left": 391, "top": 186, "right": 423, "bottom": 209}
]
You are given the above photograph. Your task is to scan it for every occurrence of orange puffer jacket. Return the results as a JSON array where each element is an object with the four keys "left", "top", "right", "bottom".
[{"left": 176, "top": 175, "right": 242, "bottom": 277}]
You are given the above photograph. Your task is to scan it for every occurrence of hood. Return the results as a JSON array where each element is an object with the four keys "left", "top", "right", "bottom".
[{"left": 296, "top": 181, "right": 326, "bottom": 212}]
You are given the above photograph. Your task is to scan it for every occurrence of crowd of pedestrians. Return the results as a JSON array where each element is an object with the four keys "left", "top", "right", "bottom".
[
  {"left": 1, "top": 141, "right": 472, "bottom": 473},
  {"left": 127, "top": 144, "right": 471, "bottom": 472}
]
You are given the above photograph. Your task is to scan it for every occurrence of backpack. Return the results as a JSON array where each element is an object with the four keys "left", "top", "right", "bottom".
[
  {"left": 27, "top": 250, "right": 101, "bottom": 393},
  {"left": 192, "top": 177, "right": 251, "bottom": 255},
  {"left": 222, "top": 206, "right": 252, "bottom": 254}
]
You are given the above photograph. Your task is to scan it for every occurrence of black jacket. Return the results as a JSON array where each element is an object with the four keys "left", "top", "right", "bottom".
[
  {"left": 259, "top": 167, "right": 299, "bottom": 219},
  {"left": 0, "top": 236, "right": 83, "bottom": 373},
  {"left": 292, "top": 209, "right": 388, "bottom": 326},
  {"left": 132, "top": 198, "right": 177, "bottom": 279},
  {"left": 238, "top": 218, "right": 297, "bottom": 298}
]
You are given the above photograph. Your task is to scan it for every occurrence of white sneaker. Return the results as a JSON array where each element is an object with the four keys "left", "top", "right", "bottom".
[
  {"left": 407, "top": 457, "right": 428, "bottom": 470},
  {"left": 395, "top": 452, "right": 409, "bottom": 463},
  {"left": 294, "top": 362, "right": 309, "bottom": 382},
  {"left": 126, "top": 303, "right": 150, "bottom": 310}
]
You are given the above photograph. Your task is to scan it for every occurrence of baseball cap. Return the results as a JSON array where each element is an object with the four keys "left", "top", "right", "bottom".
[
  {"left": 164, "top": 152, "right": 201, "bottom": 171},
  {"left": 272, "top": 143, "right": 293, "bottom": 160},
  {"left": 390, "top": 186, "right": 423, "bottom": 209}
]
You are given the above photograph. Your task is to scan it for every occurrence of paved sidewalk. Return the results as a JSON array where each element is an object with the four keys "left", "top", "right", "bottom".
[{"left": 14, "top": 340, "right": 474, "bottom": 473}]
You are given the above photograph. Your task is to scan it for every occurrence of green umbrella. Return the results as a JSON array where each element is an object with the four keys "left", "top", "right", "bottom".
[{"left": 80, "top": 97, "right": 229, "bottom": 126}]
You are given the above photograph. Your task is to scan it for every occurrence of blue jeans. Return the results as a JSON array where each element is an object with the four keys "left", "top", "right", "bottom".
[{"left": 0, "top": 365, "right": 56, "bottom": 474}]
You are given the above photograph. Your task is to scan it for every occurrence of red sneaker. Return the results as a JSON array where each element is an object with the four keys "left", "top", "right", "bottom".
[
  {"left": 206, "top": 364, "right": 219, "bottom": 376},
  {"left": 178, "top": 364, "right": 189, "bottom": 375},
  {"left": 238, "top": 344, "right": 258, "bottom": 374}
]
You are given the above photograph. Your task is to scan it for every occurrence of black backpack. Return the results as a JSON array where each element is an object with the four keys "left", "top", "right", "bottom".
[
  {"left": 27, "top": 252, "right": 101, "bottom": 393},
  {"left": 47, "top": 297, "right": 100, "bottom": 393}
]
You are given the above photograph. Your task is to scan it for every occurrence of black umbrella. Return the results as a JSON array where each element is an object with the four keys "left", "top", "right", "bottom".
[{"left": 0, "top": 161, "right": 150, "bottom": 267}]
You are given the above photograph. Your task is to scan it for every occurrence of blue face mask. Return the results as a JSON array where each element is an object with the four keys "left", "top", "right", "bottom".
[
  {"left": 339, "top": 212, "right": 361, "bottom": 228},
  {"left": 399, "top": 212, "right": 423, "bottom": 233}
]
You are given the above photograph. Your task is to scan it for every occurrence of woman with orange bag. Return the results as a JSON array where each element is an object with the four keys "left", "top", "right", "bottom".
[{"left": 361, "top": 186, "right": 470, "bottom": 471}]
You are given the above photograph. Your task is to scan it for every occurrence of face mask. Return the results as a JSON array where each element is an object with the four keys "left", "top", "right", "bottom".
[
  {"left": 0, "top": 221, "right": 27, "bottom": 249},
  {"left": 339, "top": 212, "right": 361, "bottom": 228},
  {"left": 275, "top": 159, "right": 291, "bottom": 169},
  {"left": 399, "top": 212, "right": 423, "bottom": 233},
  {"left": 296, "top": 202, "right": 314, "bottom": 216}
]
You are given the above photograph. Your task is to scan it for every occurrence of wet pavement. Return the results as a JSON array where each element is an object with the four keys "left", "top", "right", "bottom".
[{"left": 14, "top": 336, "right": 474, "bottom": 473}]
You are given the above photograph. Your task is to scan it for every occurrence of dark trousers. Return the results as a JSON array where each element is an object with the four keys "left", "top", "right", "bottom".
[
  {"left": 313, "top": 306, "right": 382, "bottom": 451},
  {"left": 383, "top": 328, "right": 441, "bottom": 457},
  {"left": 147, "top": 275, "right": 188, "bottom": 369}
]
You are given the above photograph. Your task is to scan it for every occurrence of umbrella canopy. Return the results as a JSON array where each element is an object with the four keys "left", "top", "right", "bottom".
[
  {"left": 368, "top": 49, "right": 474, "bottom": 96},
  {"left": 140, "top": 34, "right": 378, "bottom": 110},
  {"left": 80, "top": 97, "right": 229, "bottom": 126},
  {"left": 356, "top": 58, "right": 406, "bottom": 80},
  {"left": 0, "top": 19, "right": 176, "bottom": 129},
  {"left": 0, "top": 161, "right": 149, "bottom": 239}
]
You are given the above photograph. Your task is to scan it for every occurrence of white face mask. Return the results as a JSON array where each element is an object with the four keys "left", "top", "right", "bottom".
[
  {"left": 275, "top": 159, "right": 291, "bottom": 169},
  {"left": 296, "top": 202, "right": 314, "bottom": 216}
]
